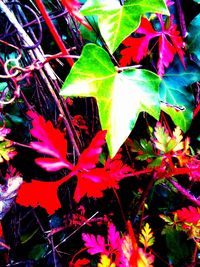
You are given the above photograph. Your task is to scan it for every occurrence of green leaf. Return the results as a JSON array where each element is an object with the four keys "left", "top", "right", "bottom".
[
  {"left": 80, "top": 15, "right": 102, "bottom": 45},
  {"left": 160, "top": 57, "right": 199, "bottom": 132},
  {"left": 60, "top": 44, "right": 161, "bottom": 157},
  {"left": 187, "top": 14, "right": 200, "bottom": 62},
  {"left": 193, "top": 0, "right": 200, "bottom": 4},
  {"left": 81, "top": 0, "right": 169, "bottom": 53},
  {"left": 28, "top": 243, "right": 48, "bottom": 260},
  {"left": 163, "top": 227, "right": 193, "bottom": 267},
  {"left": 0, "top": 82, "right": 7, "bottom": 92}
]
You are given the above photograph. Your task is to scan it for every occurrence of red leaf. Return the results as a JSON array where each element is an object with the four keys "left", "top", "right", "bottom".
[
  {"left": 16, "top": 179, "right": 64, "bottom": 215},
  {"left": 120, "top": 18, "right": 158, "bottom": 66},
  {"left": 0, "top": 222, "right": 3, "bottom": 238},
  {"left": 60, "top": 0, "right": 92, "bottom": 30},
  {"left": 76, "top": 130, "right": 107, "bottom": 170},
  {"left": 120, "top": 15, "right": 185, "bottom": 76},
  {"left": 27, "top": 111, "right": 74, "bottom": 172},
  {"left": 71, "top": 258, "right": 90, "bottom": 267},
  {"left": 157, "top": 34, "right": 176, "bottom": 76},
  {"left": 82, "top": 233, "right": 107, "bottom": 255},
  {"left": 176, "top": 206, "right": 200, "bottom": 224},
  {"left": 74, "top": 168, "right": 116, "bottom": 202}
]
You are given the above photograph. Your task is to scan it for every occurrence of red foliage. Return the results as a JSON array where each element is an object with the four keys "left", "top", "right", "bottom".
[
  {"left": 27, "top": 111, "right": 74, "bottom": 172},
  {"left": 60, "top": 0, "right": 92, "bottom": 30},
  {"left": 71, "top": 258, "right": 90, "bottom": 267},
  {"left": 120, "top": 15, "right": 185, "bottom": 76},
  {"left": 175, "top": 206, "right": 200, "bottom": 224},
  {"left": 16, "top": 179, "right": 64, "bottom": 215}
]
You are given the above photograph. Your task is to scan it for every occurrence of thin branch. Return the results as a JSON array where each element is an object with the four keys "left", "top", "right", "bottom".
[
  {"left": 35, "top": 0, "right": 74, "bottom": 67},
  {"left": 169, "top": 178, "right": 200, "bottom": 207}
]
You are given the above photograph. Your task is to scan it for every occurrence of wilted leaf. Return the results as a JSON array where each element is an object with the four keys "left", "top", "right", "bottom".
[
  {"left": 60, "top": 44, "right": 161, "bottom": 157},
  {"left": 0, "top": 176, "right": 23, "bottom": 220}
]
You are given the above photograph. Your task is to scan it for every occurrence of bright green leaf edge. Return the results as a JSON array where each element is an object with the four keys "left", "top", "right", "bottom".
[
  {"left": 81, "top": 0, "right": 169, "bottom": 53},
  {"left": 60, "top": 44, "right": 161, "bottom": 157}
]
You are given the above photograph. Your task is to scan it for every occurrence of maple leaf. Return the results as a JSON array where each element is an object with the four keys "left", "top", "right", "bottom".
[
  {"left": 60, "top": 0, "right": 92, "bottom": 30},
  {"left": 175, "top": 206, "right": 200, "bottom": 224},
  {"left": 120, "top": 15, "right": 185, "bottom": 76},
  {"left": 82, "top": 233, "right": 107, "bottom": 255},
  {"left": 16, "top": 179, "right": 64, "bottom": 215},
  {"left": 27, "top": 111, "right": 74, "bottom": 172},
  {"left": 139, "top": 223, "right": 155, "bottom": 249}
]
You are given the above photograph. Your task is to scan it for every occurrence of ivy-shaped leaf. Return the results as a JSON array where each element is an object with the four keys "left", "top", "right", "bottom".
[
  {"left": 60, "top": 44, "right": 161, "bottom": 157},
  {"left": 187, "top": 13, "right": 200, "bottom": 62},
  {"left": 160, "top": 57, "right": 200, "bottom": 132},
  {"left": 81, "top": 0, "right": 169, "bottom": 53}
]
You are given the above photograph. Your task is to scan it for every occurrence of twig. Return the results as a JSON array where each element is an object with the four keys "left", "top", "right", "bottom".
[
  {"left": 35, "top": 0, "right": 74, "bottom": 67},
  {"left": 175, "top": 0, "right": 187, "bottom": 38},
  {"left": 169, "top": 178, "right": 200, "bottom": 207}
]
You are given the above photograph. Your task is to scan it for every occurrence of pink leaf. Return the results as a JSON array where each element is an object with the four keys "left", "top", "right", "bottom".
[
  {"left": 76, "top": 130, "right": 107, "bottom": 170},
  {"left": 82, "top": 233, "right": 107, "bottom": 255},
  {"left": 27, "top": 111, "right": 74, "bottom": 171},
  {"left": 107, "top": 223, "right": 121, "bottom": 251},
  {"left": 157, "top": 34, "right": 176, "bottom": 76},
  {"left": 120, "top": 15, "right": 185, "bottom": 76}
]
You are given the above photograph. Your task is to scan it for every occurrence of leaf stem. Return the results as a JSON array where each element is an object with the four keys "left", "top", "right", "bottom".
[{"left": 35, "top": 0, "right": 74, "bottom": 67}]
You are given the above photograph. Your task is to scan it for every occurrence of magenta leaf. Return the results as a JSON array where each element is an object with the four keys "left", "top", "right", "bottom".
[
  {"left": 82, "top": 233, "right": 107, "bottom": 255},
  {"left": 107, "top": 223, "right": 121, "bottom": 251},
  {"left": 120, "top": 14, "right": 185, "bottom": 76},
  {"left": 27, "top": 111, "right": 74, "bottom": 171}
]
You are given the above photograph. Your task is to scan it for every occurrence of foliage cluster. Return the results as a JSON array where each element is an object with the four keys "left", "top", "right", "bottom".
[{"left": 0, "top": 0, "right": 200, "bottom": 266}]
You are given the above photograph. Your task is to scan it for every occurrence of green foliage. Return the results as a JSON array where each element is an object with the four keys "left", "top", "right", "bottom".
[
  {"left": 162, "top": 227, "right": 193, "bottom": 267},
  {"left": 61, "top": 44, "right": 161, "bottom": 157},
  {"left": 160, "top": 57, "right": 199, "bottom": 132},
  {"left": 0, "top": 82, "right": 7, "bottom": 92},
  {"left": 28, "top": 243, "right": 48, "bottom": 260},
  {"left": 81, "top": 0, "right": 169, "bottom": 53},
  {"left": 0, "top": 140, "right": 16, "bottom": 162},
  {"left": 187, "top": 13, "right": 200, "bottom": 62}
]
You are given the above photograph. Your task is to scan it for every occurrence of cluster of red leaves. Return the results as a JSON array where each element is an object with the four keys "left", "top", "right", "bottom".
[
  {"left": 175, "top": 206, "right": 200, "bottom": 225},
  {"left": 60, "top": 0, "right": 92, "bottom": 30},
  {"left": 16, "top": 111, "right": 133, "bottom": 214},
  {"left": 76, "top": 221, "right": 154, "bottom": 267},
  {"left": 120, "top": 13, "right": 185, "bottom": 76}
]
